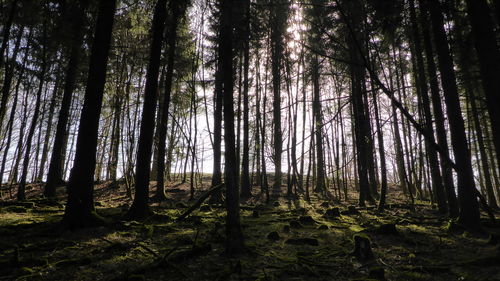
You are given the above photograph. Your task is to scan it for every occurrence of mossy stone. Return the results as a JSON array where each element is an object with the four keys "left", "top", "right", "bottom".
[
  {"left": 323, "top": 207, "right": 340, "bottom": 218},
  {"left": 289, "top": 220, "right": 303, "bottom": 229},
  {"left": 267, "top": 231, "right": 280, "bottom": 241}
]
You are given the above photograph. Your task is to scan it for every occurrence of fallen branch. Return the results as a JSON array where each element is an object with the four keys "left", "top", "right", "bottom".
[
  {"left": 176, "top": 184, "right": 225, "bottom": 221},
  {"left": 475, "top": 189, "right": 496, "bottom": 224}
]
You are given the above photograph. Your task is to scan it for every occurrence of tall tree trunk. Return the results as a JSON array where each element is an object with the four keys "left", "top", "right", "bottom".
[
  {"left": 464, "top": 0, "right": 500, "bottom": 180},
  {"left": 344, "top": 0, "right": 373, "bottom": 206},
  {"left": 270, "top": 3, "right": 287, "bottom": 194},
  {"left": 409, "top": 0, "right": 448, "bottom": 213},
  {"left": 424, "top": 0, "right": 481, "bottom": 230},
  {"left": 220, "top": 0, "right": 245, "bottom": 256},
  {"left": 418, "top": 3, "right": 459, "bottom": 216},
  {"left": 156, "top": 0, "right": 183, "bottom": 201},
  {"left": 240, "top": 0, "right": 251, "bottom": 199},
  {"left": 311, "top": 55, "right": 326, "bottom": 194},
  {"left": 62, "top": 0, "right": 116, "bottom": 228},
  {"left": 209, "top": 67, "right": 223, "bottom": 203},
  {"left": 17, "top": 21, "right": 48, "bottom": 201},
  {"left": 126, "top": 0, "right": 167, "bottom": 220},
  {"left": 44, "top": 0, "right": 89, "bottom": 197}
]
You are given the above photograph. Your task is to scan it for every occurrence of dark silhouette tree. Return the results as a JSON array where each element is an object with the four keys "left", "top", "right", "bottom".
[
  {"left": 220, "top": 0, "right": 245, "bottom": 256},
  {"left": 62, "top": 0, "right": 117, "bottom": 228},
  {"left": 44, "top": 0, "right": 89, "bottom": 197},
  {"left": 125, "top": 0, "right": 168, "bottom": 220}
]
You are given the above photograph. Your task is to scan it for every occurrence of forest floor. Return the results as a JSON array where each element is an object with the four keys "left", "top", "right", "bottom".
[{"left": 1, "top": 180, "right": 500, "bottom": 281}]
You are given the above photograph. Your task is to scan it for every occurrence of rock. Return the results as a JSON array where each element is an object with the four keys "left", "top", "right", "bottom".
[
  {"left": 252, "top": 210, "right": 260, "bottom": 218},
  {"left": 352, "top": 234, "right": 374, "bottom": 262},
  {"left": 320, "top": 201, "right": 330, "bottom": 208},
  {"left": 318, "top": 224, "right": 329, "bottom": 230},
  {"left": 296, "top": 207, "right": 307, "bottom": 214},
  {"left": 283, "top": 225, "right": 290, "bottom": 233},
  {"left": 342, "top": 205, "right": 360, "bottom": 215},
  {"left": 299, "top": 216, "right": 317, "bottom": 225},
  {"left": 285, "top": 238, "right": 319, "bottom": 246},
  {"left": 273, "top": 201, "right": 280, "bottom": 207},
  {"left": 323, "top": 207, "right": 340, "bottom": 219},
  {"left": 199, "top": 205, "right": 211, "bottom": 212},
  {"left": 376, "top": 223, "right": 399, "bottom": 235},
  {"left": 289, "top": 220, "right": 303, "bottom": 229},
  {"left": 267, "top": 231, "right": 280, "bottom": 241},
  {"left": 368, "top": 266, "right": 386, "bottom": 280}
]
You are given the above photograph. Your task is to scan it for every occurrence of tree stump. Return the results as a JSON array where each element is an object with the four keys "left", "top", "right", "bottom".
[
  {"left": 353, "top": 234, "right": 374, "bottom": 261},
  {"left": 323, "top": 207, "right": 340, "bottom": 219},
  {"left": 267, "top": 231, "right": 280, "bottom": 241}
]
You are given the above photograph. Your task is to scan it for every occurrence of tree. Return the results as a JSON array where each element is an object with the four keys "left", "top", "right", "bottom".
[
  {"left": 155, "top": 0, "right": 186, "bottom": 201},
  {"left": 220, "top": 0, "right": 245, "bottom": 256},
  {"left": 240, "top": 0, "right": 252, "bottom": 199},
  {"left": 308, "top": 0, "right": 327, "bottom": 194},
  {"left": 270, "top": 1, "right": 288, "bottom": 194},
  {"left": 408, "top": 0, "right": 447, "bottom": 213},
  {"left": 44, "top": 0, "right": 89, "bottom": 197},
  {"left": 62, "top": 0, "right": 116, "bottom": 228},
  {"left": 424, "top": 0, "right": 481, "bottom": 230},
  {"left": 342, "top": 0, "right": 374, "bottom": 206},
  {"left": 463, "top": 0, "right": 500, "bottom": 179},
  {"left": 125, "top": 0, "right": 168, "bottom": 220}
]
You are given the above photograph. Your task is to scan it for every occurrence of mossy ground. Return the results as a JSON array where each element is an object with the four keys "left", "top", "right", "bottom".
[{"left": 1, "top": 181, "right": 499, "bottom": 280}]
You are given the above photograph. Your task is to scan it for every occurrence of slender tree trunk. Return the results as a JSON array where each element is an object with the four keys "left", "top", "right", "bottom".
[
  {"left": 209, "top": 66, "right": 223, "bottom": 203},
  {"left": 240, "top": 0, "right": 251, "bottom": 199},
  {"left": 17, "top": 22, "right": 48, "bottom": 201},
  {"left": 156, "top": 0, "right": 182, "bottom": 201},
  {"left": 126, "top": 0, "right": 167, "bottom": 220},
  {"left": 409, "top": 0, "right": 448, "bottom": 213},
  {"left": 418, "top": 3, "right": 459, "bottom": 216},
  {"left": 37, "top": 75, "right": 60, "bottom": 182},
  {"left": 45, "top": 0, "right": 89, "bottom": 197},
  {"left": 311, "top": 55, "right": 326, "bottom": 194},
  {"left": 270, "top": 3, "right": 287, "bottom": 194}
]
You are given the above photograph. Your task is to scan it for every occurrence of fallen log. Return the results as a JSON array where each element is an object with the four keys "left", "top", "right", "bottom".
[{"left": 176, "top": 184, "right": 225, "bottom": 221}]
